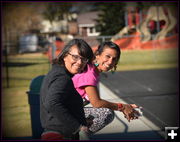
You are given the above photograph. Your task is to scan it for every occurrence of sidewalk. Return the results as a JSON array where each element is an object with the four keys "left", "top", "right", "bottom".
[{"left": 90, "top": 83, "right": 165, "bottom": 141}]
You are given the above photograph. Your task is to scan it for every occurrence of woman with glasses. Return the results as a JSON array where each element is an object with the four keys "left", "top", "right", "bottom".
[
  {"left": 40, "top": 39, "right": 94, "bottom": 140},
  {"left": 72, "top": 41, "right": 140, "bottom": 138}
]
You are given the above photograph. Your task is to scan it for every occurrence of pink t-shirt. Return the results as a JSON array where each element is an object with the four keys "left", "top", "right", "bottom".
[{"left": 72, "top": 64, "right": 99, "bottom": 100}]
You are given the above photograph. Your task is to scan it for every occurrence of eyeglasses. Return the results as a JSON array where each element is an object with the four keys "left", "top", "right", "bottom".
[{"left": 68, "top": 53, "right": 88, "bottom": 63}]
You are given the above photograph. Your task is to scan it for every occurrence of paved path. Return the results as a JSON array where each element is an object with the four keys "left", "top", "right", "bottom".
[
  {"left": 91, "top": 68, "right": 179, "bottom": 140},
  {"left": 90, "top": 83, "right": 165, "bottom": 140},
  {"left": 100, "top": 68, "right": 179, "bottom": 130}
]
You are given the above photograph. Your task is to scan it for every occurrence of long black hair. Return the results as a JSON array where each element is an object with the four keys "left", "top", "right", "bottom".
[
  {"left": 95, "top": 41, "right": 121, "bottom": 66},
  {"left": 52, "top": 39, "right": 94, "bottom": 65}
]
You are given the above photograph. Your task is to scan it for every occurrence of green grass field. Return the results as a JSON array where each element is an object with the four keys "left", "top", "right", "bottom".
[
  {"left": 117, "top": 48, "right": 178, "bottom": 71},
  {"left": 2, "top": 53, "right": 50, "bottom": 137},
  {"left": 2, "top": 48, "right": 178, "bottom": 138}
]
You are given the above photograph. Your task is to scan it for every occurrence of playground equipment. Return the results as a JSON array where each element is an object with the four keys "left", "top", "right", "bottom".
[
  {"left": 112, "top": 5, "right": 177, "bottom": 43},
  {"left": 111, "top": 4, "right": 178, "bottom": 50},
  {"left": 137, "top": 5, "right": 177, "bottom": 42}
]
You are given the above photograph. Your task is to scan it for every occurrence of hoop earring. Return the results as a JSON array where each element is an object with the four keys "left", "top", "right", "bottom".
[
  {"left": 94, "top": 60, "right": 99, "bottom": 67},
  {"left": 94, "top": 63, "right": 99, "bottom": 67}
]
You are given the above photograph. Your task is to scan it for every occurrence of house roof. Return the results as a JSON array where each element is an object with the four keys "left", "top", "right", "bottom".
[{"left": 77, "top": 11, "right": 100, "bottom": 25}]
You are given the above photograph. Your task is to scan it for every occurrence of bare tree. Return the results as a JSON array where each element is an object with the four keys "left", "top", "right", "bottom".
[{"left": 2, "top": 2, "right": 45, "bottom": 53}]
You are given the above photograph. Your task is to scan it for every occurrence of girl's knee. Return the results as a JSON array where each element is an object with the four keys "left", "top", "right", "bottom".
[
  {"left": 87, "top": 108, "right": 114, "bottom": 133},
  {"left": 104, "top": 108, "right": 115, "bottom": 124}
]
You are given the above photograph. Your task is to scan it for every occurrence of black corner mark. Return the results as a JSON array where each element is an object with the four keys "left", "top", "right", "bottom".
[{"left": 165, "top": 127, "right": 179, "bottom": 141}]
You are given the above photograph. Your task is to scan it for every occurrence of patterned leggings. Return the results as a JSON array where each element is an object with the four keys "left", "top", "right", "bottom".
[{"left": 84, "top": 107, "right": 115, "bottom": 134}]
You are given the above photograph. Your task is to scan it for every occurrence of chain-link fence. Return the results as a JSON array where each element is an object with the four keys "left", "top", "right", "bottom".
[{"left": 2, "top": 33, "right": 178, "bottom": 88}]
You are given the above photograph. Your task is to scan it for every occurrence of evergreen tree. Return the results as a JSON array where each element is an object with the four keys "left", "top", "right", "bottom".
[{"left": 95, "top": 3, "right": 126, "bottom": 36}]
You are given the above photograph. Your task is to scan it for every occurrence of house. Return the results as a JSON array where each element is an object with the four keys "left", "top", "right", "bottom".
[
  {"left": 40, "top": 11, "right": 100, "bottom": 38},
  {"left": 77, "top": 11, "right": 100, "bottom": 37}
]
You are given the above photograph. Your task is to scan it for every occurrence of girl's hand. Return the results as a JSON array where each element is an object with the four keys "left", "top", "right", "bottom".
[{"left": 121, "top": 104, "right": 139, "bottom": 122}]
